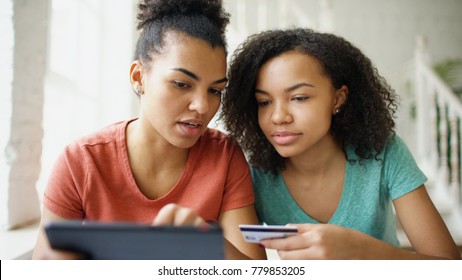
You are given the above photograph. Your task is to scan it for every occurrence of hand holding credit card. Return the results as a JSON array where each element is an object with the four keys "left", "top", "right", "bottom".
[{"left": 239, "top": 224, "right": 298, "bottom": 243}]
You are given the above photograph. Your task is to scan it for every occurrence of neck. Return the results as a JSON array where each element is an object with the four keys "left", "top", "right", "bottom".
[
  {"left": 285, "top": 135, "right": 345, "bottom": 177},
  {"left": 126, "top": 119, "right": 189, "bottom": 174}
]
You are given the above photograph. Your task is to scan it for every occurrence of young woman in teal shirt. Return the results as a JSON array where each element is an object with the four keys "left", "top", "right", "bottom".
[{"left": 220, "top": 28, "right": 460, "bottom": 259}]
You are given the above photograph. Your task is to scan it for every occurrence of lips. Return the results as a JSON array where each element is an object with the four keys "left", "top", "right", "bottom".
[
  {"left": 271, "top": 131, "right": 301, "bottom": 145},
  {"left": 178, "top": 119, "right": 205, "bottom": 137},
  {"left": 179, "top": 119, "right": 204, "bottom": 127},
  {"left": 180, "top": 121, "right": 201, "bottom": 128}
]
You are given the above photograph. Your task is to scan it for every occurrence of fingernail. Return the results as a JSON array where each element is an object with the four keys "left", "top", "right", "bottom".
[{"left": 198, "top": 223, "right": 210, "bottom": 232}]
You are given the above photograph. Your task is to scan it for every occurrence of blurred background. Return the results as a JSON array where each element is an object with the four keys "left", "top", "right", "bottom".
[{"left": 1, "top": 0, "right": 461, "bottom": 258}]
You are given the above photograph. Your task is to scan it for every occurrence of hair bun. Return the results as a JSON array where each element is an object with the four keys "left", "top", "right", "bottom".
[{"left": 137, "top": 0, "right": 229, "bottom": 33}]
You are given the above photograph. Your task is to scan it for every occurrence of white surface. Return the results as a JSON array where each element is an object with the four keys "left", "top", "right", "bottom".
[{"left": 0, "top": 223, "right": 38, "bottom": 260}]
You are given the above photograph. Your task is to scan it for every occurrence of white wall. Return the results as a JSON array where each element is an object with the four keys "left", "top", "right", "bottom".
[
  {"left": 223, "top": 0, "right": 462, "bottom": 153},
  {"left": 1, "top": 0, "right": 136, "bottom": 229},
  {"left": 331, "top": 0, "right": 462, "bottom": 75},
  {"left": 226, "top": 0, "right": 462, "bottom": 74}
]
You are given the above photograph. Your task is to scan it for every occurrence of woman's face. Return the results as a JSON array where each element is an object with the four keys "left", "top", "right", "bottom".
[
  {"left": 255, "top": 50, "right": 346, "bottom": 158},
  {"left": 134, "top": 33, "right": 227, "bottom": 148}
]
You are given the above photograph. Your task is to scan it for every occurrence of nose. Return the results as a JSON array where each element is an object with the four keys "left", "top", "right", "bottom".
[
  {"left": 188, "top": 91, "right": 210, "bottom": 115},
  {"left": 271, "top": 102, "right": 293, "bottom": 124}
]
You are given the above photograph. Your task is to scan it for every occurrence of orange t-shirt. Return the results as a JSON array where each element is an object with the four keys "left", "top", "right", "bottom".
[{"left": 43, "top": 120, "right": 254, "bottom": 224}]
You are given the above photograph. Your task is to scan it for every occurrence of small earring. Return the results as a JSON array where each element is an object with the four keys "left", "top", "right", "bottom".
[
  {"left": 335, "top": 109, "right": 339, "bottom": 115},
  {"left": 135, "top": 88, "right": 143, "bottom": 96}
]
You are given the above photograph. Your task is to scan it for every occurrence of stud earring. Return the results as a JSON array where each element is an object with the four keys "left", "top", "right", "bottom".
[
  {"left": 335, "top": 109, "right": 339, "bottom": 114},
  {"left": 135, "top": 88, "right": 143, "bottom": 96}
]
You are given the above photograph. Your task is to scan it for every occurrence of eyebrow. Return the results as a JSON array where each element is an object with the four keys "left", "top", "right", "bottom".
[
  {"left": 255, "top": 82, "right": 314, "bottom": 94},
  {"left": 171, "top": 68, "right": 227, "bottom": 84}
]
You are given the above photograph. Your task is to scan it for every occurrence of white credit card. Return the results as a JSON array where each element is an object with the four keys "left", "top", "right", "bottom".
[{"left": 239, "top": 224, "right": 298, "bottom": 243}]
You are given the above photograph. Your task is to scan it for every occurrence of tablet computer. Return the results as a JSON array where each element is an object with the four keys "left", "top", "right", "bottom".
[{"left": 45, "top": 221, "right": 224, "bottom": 260}]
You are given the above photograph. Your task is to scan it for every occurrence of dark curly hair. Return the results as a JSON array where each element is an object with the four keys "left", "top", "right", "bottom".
[
  {"left": 135, "top": 0, "right": 230, "bottom": 65},
  {"left": 220, "top": 28, "right": 398, "bottom": 174}
]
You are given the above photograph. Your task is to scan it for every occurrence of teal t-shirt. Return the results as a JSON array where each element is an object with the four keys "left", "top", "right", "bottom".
[{"left": 251, "top": 135, "right": 427, "bottom": 246}]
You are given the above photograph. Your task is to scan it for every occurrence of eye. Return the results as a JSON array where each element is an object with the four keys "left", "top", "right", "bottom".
[
  {"left": 208, "top": 87, "right": 223, "bottom": 96},
  {"left": 173, "top": 81, "right": 190, "bottom": 89},
  {"left": 291, "top": 96, "right": 309, "bottom": 102},
  {"left": 256, "top": 100, "right": 271, "bottom": 107}
]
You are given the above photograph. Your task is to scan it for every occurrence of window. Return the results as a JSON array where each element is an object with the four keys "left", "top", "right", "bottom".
[
  {"left": 37, "top": 0, "right": 137, "bottom": 202},
  {"left": 1, "top": 0, "right": 136, "bottom": 230}
]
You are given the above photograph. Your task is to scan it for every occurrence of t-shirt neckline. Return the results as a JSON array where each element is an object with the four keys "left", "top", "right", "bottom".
[{"left": 117, "top": 119, "right": 199, "bottom": 202}]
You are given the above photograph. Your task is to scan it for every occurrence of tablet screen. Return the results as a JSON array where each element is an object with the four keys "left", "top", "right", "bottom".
[{"left": 45, "top": 221, "right": 224, "bottom": 260}]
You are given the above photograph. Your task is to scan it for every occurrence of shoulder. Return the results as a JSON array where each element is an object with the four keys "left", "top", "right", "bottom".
[
  {"left": 69, "top": 120, "right": 128, "bottom": 148},
  {"left": 380, "top": 134, "right": 416, "bottom": 162},
  {"left": 250, "top": 166, "right": 279, "bottom": 186},
  {"left": 346, "top": 134, "right": 410, "bottom": 161},
  {"left": 250, "top": 166, "right": 267, "bottom": 179},
  {"left": 63, "top": 120, "right": 129, "bottom": 158}
]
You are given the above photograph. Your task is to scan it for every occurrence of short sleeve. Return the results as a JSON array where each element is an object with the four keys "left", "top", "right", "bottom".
[
  {"left": 43, "top": 144, "right": 86, "bottom": 219},
  {"left": 383, "top": 136, "right": 428, "bottom": 200},
  {"left": 220, "top": 142, "right": 255, "bottom": 212}
]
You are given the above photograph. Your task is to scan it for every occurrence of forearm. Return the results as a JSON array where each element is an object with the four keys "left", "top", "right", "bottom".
[
  {"left": 224, "top": 239, "right": 252, "bottom": 260},
  {"left": 31, "top": 228, "right": 49, "bottom": 260},
  {"left": 356, "top": 231, "right": 459, "bottom": 260},
  {"left": 219, "top": 205, "right": 267, "bottom": 260},
  {"left": 32, "top": 226, "right": 81, "bottom": 260}
]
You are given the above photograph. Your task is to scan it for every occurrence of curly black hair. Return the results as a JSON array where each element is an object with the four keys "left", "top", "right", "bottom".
[
  {"left": 135, "top": 0, "right": 230, "bottom": 65},
  {"left": 220, "top": 28, "right": 398, "bottom": 174}
]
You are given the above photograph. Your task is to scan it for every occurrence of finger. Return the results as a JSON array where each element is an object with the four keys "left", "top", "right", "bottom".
[
  {"left": 261, "top": 233, "right": 309, "bottom": 251},
  {"left": 277, "top": 247, "right": 320, "bottom": 260},
  {"left": 153, "top": 203, "right": 207, "bottom": 227},
  {"left": 194, "top": 216, "right": 208, "bottom": 228},
  {"left": 173, "top": 208, "right": 205, "bottom": 226},
  {"left": 152, "top": 203, "right": 178, "bottom": 225},
  {"left": 287, "top": 223, "right": 317, "bottom": 233}
]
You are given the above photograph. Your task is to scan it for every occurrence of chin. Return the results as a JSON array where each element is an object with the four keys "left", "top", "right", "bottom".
[{"left": 274, "top": 148, "right": 295, "bottom": 158}]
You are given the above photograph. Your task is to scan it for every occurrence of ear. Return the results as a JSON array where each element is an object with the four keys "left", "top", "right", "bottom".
[
  {"left": 333, "top": 85, "right": 348, "bottom": 114},
  {"left": 130, "top": 60, "right": 144, "bottom": 91}
]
